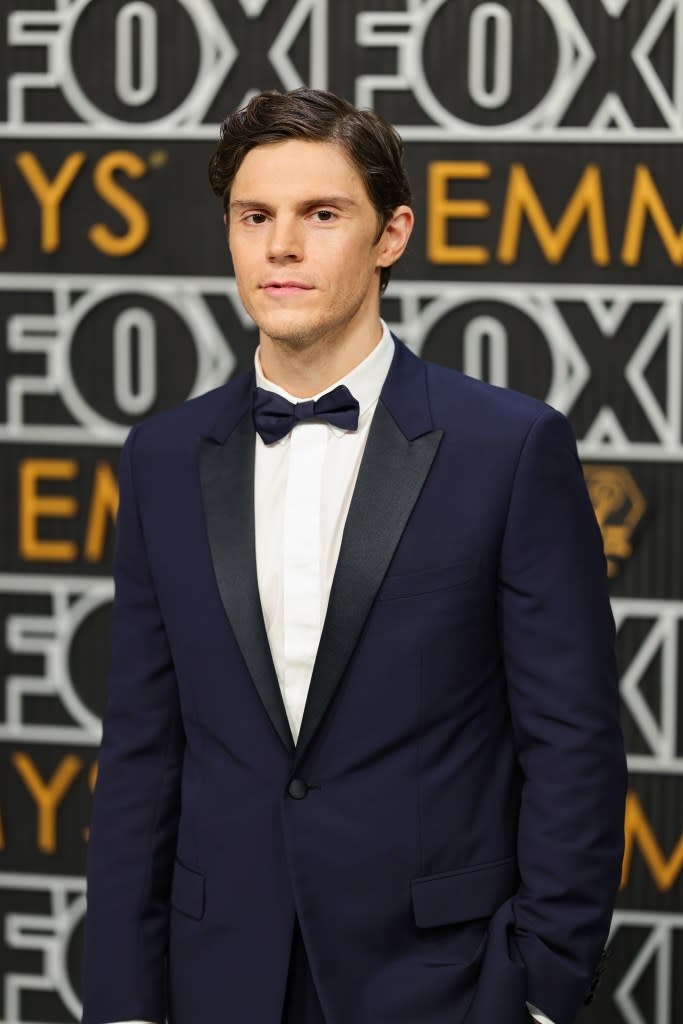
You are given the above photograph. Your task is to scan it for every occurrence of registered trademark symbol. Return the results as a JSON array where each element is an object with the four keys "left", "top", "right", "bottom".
[{"left": 148, "top": 150, "right": 168, "bottom": 169}]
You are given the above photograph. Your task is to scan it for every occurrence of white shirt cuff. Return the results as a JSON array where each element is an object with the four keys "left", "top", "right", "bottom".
[
  {"left": 109, "top": 1009, "right": 550, "bottom": 1023},
  {"left": 527, "top": 1003, "right": 555, "bottom": 1024}
]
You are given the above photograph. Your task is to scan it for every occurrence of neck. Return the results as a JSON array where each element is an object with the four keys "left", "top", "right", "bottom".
[{"left": 258, "top": 313, "right": 383, "bottom": 399}]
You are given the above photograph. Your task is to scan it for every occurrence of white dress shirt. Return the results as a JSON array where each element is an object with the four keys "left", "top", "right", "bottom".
[
  {"left": 108, "top": 319, "right": 552, "bottom": 1024},
  {"left": 254, "top": 320, "right": 394, "bottom": 741}
]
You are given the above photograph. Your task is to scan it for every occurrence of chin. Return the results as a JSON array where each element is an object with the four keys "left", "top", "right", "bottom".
[{"left": 259, "top": 313, "right": 326, "bottom": 348}]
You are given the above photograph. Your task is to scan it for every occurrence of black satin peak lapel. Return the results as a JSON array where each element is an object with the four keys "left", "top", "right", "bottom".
[
  {"left": 199, "top": 411, "right": 295, "bottom": 753},
  {"left": 293, "top": 400, "right": 443, "bottom": 769}
]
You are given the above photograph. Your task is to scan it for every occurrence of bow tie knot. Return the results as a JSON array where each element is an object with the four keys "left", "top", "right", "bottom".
[
  {"left": 253, "top": 384, "right": 360, "bottom": 445},
  {"left": 293, "top": 400, "right": 316, "bottom": 421}
]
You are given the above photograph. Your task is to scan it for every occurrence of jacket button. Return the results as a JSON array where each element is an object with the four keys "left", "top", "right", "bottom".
[{"left": 287, "top": 778, "right": 308, "bottom": 800}]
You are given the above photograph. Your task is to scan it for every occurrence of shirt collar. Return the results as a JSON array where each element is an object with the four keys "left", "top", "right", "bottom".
[{"left": 254, "top": 319, "right": 395, "bottom": 437}]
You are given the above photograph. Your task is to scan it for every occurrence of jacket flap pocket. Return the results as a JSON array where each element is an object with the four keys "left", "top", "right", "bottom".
[
  {"left": 411, "top": 857, "right": 517, "bottom": 928},
  {"left": 171, "top": 858, "right": 205, "bottom": 920},
  {"left": 378, "top": 558, "right": 479, "bottom": 602}
]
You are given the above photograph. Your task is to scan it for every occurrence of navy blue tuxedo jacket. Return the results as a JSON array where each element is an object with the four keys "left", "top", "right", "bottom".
[{"left": 82, "top": 337, "right": 627, "bottom": 1024}]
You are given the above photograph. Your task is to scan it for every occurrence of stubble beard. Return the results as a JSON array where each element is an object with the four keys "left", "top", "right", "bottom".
[
  {"left": 255, "top": 290, "right": 372, "bottom": 357},
  {"left": 261, "top": 316, "right": 326, "bottom": 353}
]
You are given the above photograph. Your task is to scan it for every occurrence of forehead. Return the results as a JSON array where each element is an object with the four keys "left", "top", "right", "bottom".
[{"left": 231, "top": 139, "right": 370, "bottom": 202}]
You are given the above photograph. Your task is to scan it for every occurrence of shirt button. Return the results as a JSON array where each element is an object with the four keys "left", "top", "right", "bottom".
[{"left": 287, "top": 778, "right": 309, "bottom": 800}]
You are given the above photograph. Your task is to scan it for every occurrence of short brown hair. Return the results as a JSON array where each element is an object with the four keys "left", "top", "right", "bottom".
[{"left": 208, "top": 88, "right": 412, "bottom": 294}]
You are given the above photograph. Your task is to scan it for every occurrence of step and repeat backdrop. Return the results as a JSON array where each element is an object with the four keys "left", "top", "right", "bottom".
[{"left": 1, "top": 1, "right": 682, "bottom": 1021}]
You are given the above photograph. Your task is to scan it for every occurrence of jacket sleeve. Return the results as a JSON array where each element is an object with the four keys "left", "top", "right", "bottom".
[
  {"left": 82, "top": 425, "right": 184, "bottom": 1024},
  {"left": 498, "top": 408, "right": 627, "bottom": 1024}
]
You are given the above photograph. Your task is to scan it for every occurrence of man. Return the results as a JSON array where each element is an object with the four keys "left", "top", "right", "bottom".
[{"left": 82, "top": 88, "right": 627, "bottom": 1024}]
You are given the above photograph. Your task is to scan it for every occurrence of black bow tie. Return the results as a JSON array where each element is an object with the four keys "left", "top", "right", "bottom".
[{"left": 252, "top": 384, "right": 360, "bottom": 445}]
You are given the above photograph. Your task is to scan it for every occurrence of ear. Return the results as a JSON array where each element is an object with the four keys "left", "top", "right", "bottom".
[{"left": 375, "top": 205, "right": 414, "bottom": 270}]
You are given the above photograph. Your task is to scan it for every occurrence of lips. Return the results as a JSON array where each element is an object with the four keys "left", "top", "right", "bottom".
[
  {"left": 262, "top": 281, "right": 313, "bottom": 290},
  {"left": 262, "top": 281, "right": 314, "bottom": 298}
]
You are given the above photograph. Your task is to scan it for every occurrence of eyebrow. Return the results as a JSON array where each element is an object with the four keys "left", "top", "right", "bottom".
[{"left": 229, "top": 195, "right": 358, "bottom": 211}]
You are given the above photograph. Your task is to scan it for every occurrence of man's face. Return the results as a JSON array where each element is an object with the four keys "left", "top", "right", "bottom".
[{"left": 227, "top": 139, "right": 400, "bottom": 350}]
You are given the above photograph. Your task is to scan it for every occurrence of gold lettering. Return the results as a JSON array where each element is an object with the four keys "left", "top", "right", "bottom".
[
  {"left": 622, "top": 164, "right": 683, "bottom": 266},
  {"left": 427, "top": 161, "right": 491, "bottom": 265},
  {"left": 0, "top": 183, "right": 7, "bottom": 250},
  {"left": 497, "top": 163, "right": 610, "bottom": 265},
  {"left": 19, "top": 459, "right": 79, "bottom": 562},
  {"left": 621, "top": 790, "right": 683, "bottom": 891},
  {"left": 12, "top": 753, "right": 82, "bottom": 854},
  {"left": 83, "top": 760, "right": 98, "bottom": 842},
  {"left": 84, "top": 461, "right": 119, "bottom": 562},
  {"left": 89, "top": 150, "right": 149, "bottom": 256},
  {"left": 15, "top": 151, "right": 86, "bottom": 253}
]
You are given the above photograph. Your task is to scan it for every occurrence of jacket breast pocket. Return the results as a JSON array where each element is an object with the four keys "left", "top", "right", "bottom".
[
  {"left": 377, "top": 558, "right": 479, "bottom": 603},
  {"left": 411, "top": 856, "right": 517, "bottom": 965},
  {"left": 170, "top": 857, "right": 205, "bottom": 920}
]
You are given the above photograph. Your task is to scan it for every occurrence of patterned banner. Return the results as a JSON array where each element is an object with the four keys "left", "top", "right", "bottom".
[{"left": 1, "top": 2, "right": 682, "bottom": 1022}]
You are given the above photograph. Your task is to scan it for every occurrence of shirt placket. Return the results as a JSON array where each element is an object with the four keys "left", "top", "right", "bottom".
[{"left": 282, "top": 421, "right": 327, "bottom": 740}]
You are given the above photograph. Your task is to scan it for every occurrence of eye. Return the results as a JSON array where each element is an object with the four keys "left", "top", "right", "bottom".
[
  {"left": 312, "top": 209, "right": 336, "bottom": 222},
  {"left": 244, "top": 213, "right": 267, "bottom": 225}
]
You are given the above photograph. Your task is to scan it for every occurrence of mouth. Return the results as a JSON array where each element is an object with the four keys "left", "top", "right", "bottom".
[{"left": 262, "top": 281, "right": 314, "bottom": 296}]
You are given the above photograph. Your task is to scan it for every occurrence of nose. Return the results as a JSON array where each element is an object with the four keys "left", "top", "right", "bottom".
[{"left": 266, "top": 215, "right": 303, "bottom": 261}]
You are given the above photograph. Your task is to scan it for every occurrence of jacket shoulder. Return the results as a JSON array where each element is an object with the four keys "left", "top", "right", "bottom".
[
  {"left": 424, "top": 359, "right": 559, "bottom": 436},
  {"left": 126, "top": 370, "right": 252, "bottom": 453}
]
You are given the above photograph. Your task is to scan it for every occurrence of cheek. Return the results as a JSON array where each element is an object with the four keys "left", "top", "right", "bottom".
[
  {"left": 328, "top": 243, "right": 376, "bottom": 291},
  {"left": 228, "top": 236, "right": 253, "bottom": 274},
  {"left": 230, "top": 262, "right": 257, "bottom": 314},
  {"left": 229, "top": 256, "right": 245, "bottom": 290},
  {"left": 234, "top": 264, "right": 261, "bottom": 308}
]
